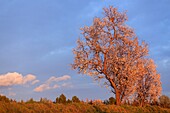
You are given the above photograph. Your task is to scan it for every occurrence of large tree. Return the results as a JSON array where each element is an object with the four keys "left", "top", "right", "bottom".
[{"left": 72, "top": 6, "right": 160, "bottom": 105}]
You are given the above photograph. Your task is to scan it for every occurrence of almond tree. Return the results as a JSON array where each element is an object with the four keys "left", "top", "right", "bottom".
[
  {"left": 72, "top": 6, "right": 149, "bottom": 105},
  {"left": 134, "top": 59, "right": 161, "bottom": 106}
]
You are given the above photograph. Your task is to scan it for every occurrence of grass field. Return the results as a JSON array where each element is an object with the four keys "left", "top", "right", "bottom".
[{"left": 0, "top": 101, "right": 170, "bottom": 113}]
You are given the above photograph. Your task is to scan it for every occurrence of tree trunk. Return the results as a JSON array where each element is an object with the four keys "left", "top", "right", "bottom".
[
  {"left": 140, "top": 99, "right": 144, "bottom": 107},
  {"left": 115, "top": 90, "right": 121, "bottom": 105},
  {"left": 108, "top": 78, "right": 121, "bottom": 105}
]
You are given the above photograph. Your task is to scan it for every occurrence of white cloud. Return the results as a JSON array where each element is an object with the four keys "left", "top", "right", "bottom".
[
  {"left": 0, "top": 72, "right": 38, "bottom": 87},
  {"left": 34, "top": 75, "right": 71, "bottom": 92},
  {"left": 23, "top": 74, "right": 36, "bottom": 84},
  {"left": 34, "top": 84, "right": 60, "bottom": 92},
  {"left": 47, "top": 75, "right": 71, "bottom": 83},
  {"left": 31, "top": 80, "right": 40, "bottom": 85},
  {"left": 34, "top": 84, "right": 51, "bottom": 92}
]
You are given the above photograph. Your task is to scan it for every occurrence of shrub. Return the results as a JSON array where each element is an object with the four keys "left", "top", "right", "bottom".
[
  {"left": 72, "top": 96, "right": 80, "bottom": 103},
  {"left": 67, "top": 99, "right": 72, "bottom": 103},
  {"left": 159, "top": 95, "right": 170, "bottom": 108},
  {"left": 26, "top": 98, "right": 35, "bottom": 103},
  {"left": 103, "top": 99, "right": 109, "bottom": 105},
  {"left": 56, "top": 94, "right": 67, "bottom": 104},
  {"left": 0, "top": 95, "right": 10, "bottom": 103},
  {"left": 109, "top": 97, "right": 116, "bottom": 105}
]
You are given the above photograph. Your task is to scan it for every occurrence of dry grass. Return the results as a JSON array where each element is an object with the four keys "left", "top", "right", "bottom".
[{"left": 0, "top": 101, "right": 170, "bottom": 113}]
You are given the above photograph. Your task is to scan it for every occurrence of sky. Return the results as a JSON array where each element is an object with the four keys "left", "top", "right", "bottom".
[{"left": 0, "top": 0, "right": 170, "bottom": 101}]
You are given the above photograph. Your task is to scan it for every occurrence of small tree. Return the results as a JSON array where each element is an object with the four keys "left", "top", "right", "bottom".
[
  {"left": 72, "top": 6, "right": 149, "bottom": 105},
  {"left": 40, "top": 97, "right": 43, "bottom": 103},
  {"left": 134, "top": 59, "right": 162, "bottom": 106},
  {"left": 103, "top": 99, "right": 109, "bottom": 105},
  {"left": 0, "top": 95, "right": 10, "bottom": 103},
  {"left": 56, "top": 94, "right": 66, "bottom": 104},
  {"left": 109, "top": 97, "right": 116, "bottom": 105},
  {"left": 26, "top": 98, "right": 35, "bottom": 103},
  {"left": 20, "top": 100, "right": 24, "bottom": 104},
  {"left": 72, "top": 96, "right": 80, "bottom": 103},
  {"left": 40, "top": 98, "right": 50, "bottom": 103},
  {"left": 159, "top": 95, "right": 170, "bottom": 108},
  {"left": 67, "top": 99, "right": 72, "bottom": 103},
  {"left": 56, "top": 97, "right": 59, "bottom": 103}
]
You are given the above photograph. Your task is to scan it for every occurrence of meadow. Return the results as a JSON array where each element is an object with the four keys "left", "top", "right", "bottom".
[{"left": 0, "top": 95, "right": 170, "bottom": 113}]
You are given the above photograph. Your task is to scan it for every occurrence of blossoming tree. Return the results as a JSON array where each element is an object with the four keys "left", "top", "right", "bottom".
[{"left": 72, "top": 6, "right": 161, "bottom": 105}]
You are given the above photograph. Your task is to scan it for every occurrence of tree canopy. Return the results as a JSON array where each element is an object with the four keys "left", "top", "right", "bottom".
[
  {"left": 72, "top": 6, "right": 161, "bottom": 105},
  {"left": 72, "top": 96, "right": 80, "bottom": 103},
  {"left": 56, "top": 94, "right": 66, "bottom": 104}
]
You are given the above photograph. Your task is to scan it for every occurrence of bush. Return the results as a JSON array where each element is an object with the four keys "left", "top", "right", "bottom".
[
  {"left": 67, "top": 99, "right": 72, "bottom": 103},
  {"left": 26, "top": 98, "right": 35, "bottom": 103},
  {"left": 109, "top": 97, "right": 116, "bottom": 105},
  {"left": 103, "top": 99, "right": 109, "bottom": 105},
  {"left": 56, "top": 94, "right": 66, "bottom": 104},
  {"left": 159, "top": 95, "right": 170, "bottom": 108},
  {"left": 0, "top": 95, "right": 10, "bottom": 103},
  {"left": 72, "top": 96, "right": 80, "bottom": 103}
]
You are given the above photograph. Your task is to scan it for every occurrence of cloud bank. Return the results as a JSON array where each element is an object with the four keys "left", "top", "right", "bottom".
[
  {"left": 0, "top": 72, "right": 38, "bottom": 87},
  {"left": 34, "top": 75, "right": 71, "bottom": 92}
]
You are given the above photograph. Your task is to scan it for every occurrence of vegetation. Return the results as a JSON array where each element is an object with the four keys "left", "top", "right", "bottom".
[
  {"left": 159, "top": 95, "right": 170, "bottom": 108},
  {"left": 0, "top": 5, "right": 167, "bottom": 113},
  {"left": 0, "top": 95, "right": 170, "bottom": 113},
  {"left": 56, "top": 94, "right": 67, "bottom": 104},
  {"left": 72, "top": 96, "right": 80, "bottom": 103},
  {"left": 109, "top": 97, "right": 116, "bottom": 105},
  {"left": 72, "top": 6, "right": 161, "bottom": 105}
]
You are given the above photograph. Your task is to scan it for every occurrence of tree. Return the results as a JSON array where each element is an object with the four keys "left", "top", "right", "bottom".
[
  {"left": 72, "top": 6, "right": 149, "bottom": 105},
  {"left": 103, "top": 99, "right": 109, "bottom": 105},
  {"left": 26, "top": 98, "right": 35, "bottom": 103},
  {"left": 159, "top": 95, "right": 170, "bottom": 108},
  {"left": 56, "top": 94, "right": 66, "bottom": 104},
  {"left": 109, "top": 97, "right": 116, "bottom": 105},
  {"left": 40, "top": 97, "right": 43, "bottom": 103},
  {"left": 134, "top": 59, "right": 161, "bottom": 106},
  {"left": 56, "top": 97, "right": 59, "bottom": 103},
  {"left": 67, "top": 99, "right": 72, "bottom": 103},
  {"left": 0, "top": 95, "right": 10, "bottom": 103},
  {"left": 72, "top": 96, "right": 80, "bottom": 103},
  {"left": 40, "top": 98, "right": 51, "bottom": 103}
]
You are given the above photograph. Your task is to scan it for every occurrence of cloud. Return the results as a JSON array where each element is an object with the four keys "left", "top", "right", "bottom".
[
  {"left": 33, "top": 84, "right": 60, "bottom": 92},
  {"left": 34, "top": 84, "right": 51, "bottom": 92},
  {"left": 31, "top": 80, "right": 40, "bottom": 85},
  {"left": 23, "top": 74, "right": 36, "bottom": 84},
  {"left": 47, "top": 75, "right": 71, "bottom": 83},
  {"left": 0, "top": 72, "right": 38, "bottom": 87},
  {"left": 34, "top": 75, "right": 71, "bottom": 92}
]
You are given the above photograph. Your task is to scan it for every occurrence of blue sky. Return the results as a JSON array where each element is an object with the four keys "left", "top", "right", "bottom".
[{"left": 0, "top": 0, "right": 169, "bottom": 101}]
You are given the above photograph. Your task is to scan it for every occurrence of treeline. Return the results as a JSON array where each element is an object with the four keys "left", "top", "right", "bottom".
[
  {"left": 0, "top": 94, "right": 170, "bottom": 113},
  {"left": 0, "top": 94, "right": 170, "bottom": 107},
  {"left": 54, "top": 94, "right": 170, "bottom": 108},
  {"left": 55, "top": 94, "right": 80, "bottom": 104}
]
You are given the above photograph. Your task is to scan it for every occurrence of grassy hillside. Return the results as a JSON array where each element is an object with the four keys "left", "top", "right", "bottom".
[{"left": 0, "top": 101, "right": 170, "bottom": 113}]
